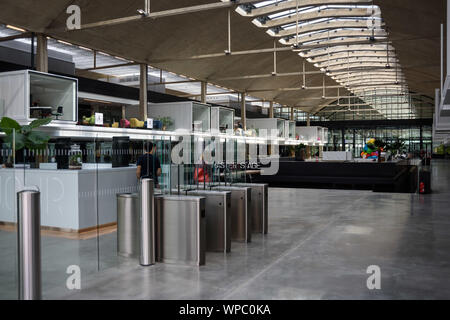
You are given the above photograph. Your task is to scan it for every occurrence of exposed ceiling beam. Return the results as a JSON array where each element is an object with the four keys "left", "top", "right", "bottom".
[
  {"left": 208, "top": 70, "right": 325, "bottom": 81},
  {"left": 50, "top": 0, "right": 261, "bottom": 32},
  {"left": 315, "top": 57, "right": 398, "bottom": 68},
  {"left": 272, "top": 20, "right": 384, "bottom": 38},
  {"left": 299, "top": 44, "right": 395, "bottom": 58},
  {"left": 308, "top": 51, "right": 394, "bottom": 63},
  {"left": 0, "top": 31, "right": 32, "bottom": 42},
  {"left": 148, "top": 46, "right": 293, "bottom": 63},
  {"left": 81, "top": 62, "right": 138, "bottom": 71},
  {"left": 149, "top": 79, "right": 201, "bottom": 85},
  {"left": 281, "top": 29, "right": 387, "bottom": 46},
  {"left": 255, "top": 8, "right": 372, "bottom": 28},
  {"left": 239, "top": 0, "right": 371, "bottom": 18}
]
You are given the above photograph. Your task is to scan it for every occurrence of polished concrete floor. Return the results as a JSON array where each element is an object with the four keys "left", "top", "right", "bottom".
[{"left": 1, "top": 160, "right": 450, "bottom": 299}]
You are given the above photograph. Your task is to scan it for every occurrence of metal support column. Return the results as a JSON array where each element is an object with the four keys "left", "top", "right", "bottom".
[
  {"left": 30, "top": 33, "right": 35, "bottom": 70},
  {"left": 269, "top": 101, "right": 274, "bottom": 118},
  {"left": 420, "top": 125, "right": 424, "bottom": 151},
  {"left": 36, "top": 34, "right": 48, "bottom": 73},
  {"left": 306, "top": 114, "right": 311, "bottom": 159},
  {"left": 139, "top": 178, "right": 155, "bottom": 266},
  {"left": 139, "top": 64, "right": 148, "bottom": 121},
  {"left": 17, "top": 190, "right": 42, "bottom": 300},
  {"left": 241, "top": 92, "right": 246, "bottom": 131},
  {"left": 201, "top": 81, "right": 207, "bottom": 103},
  {"left": 353, "top": 129, "right": 356, "bottom": 158}
]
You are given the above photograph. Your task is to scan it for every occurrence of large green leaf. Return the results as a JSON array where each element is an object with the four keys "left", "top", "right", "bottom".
[
  {"left": 3, "top": 132, "right": 26, "bottom": 150},
  {"left": 29, "top": 117, "right": 52, "bottom": 129},
  {"left": 27, "top": 131, "right": 50, "bottom": 146},
  {"left": 21, "top": 125, "right": 32, "bottom": 134},
  {"left": 0, "top": 117, "right": 21, "bottom": 134}
]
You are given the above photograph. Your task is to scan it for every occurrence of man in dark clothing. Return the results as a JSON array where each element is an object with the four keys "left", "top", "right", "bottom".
[{"left": 136, "top": 142, "right": 161, "bottom": 186}]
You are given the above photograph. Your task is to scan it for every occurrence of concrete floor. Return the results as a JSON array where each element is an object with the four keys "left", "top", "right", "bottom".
[{"left": 1, "top": 160, "right": 450, "bottom": 300}]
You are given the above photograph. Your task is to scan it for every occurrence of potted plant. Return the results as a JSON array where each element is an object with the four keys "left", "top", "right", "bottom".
[
  {"left": 159, "top": 117, "right": 173, "bottom": 131},
  {"left": 294, "top": 144, "right": 307, "bottom": 161},
  {"left": 0, "top": 117, "right": 52, "bottom": 167}
]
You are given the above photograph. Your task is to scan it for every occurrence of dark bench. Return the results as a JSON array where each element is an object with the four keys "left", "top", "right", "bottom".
[{"left": 254, "top": 161, "right": 416, "bottom": 193}]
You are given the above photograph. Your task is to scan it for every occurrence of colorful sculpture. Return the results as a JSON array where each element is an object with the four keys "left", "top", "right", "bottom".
[{"left": 361, "top": 138, "right": 380, "bottom": 160}]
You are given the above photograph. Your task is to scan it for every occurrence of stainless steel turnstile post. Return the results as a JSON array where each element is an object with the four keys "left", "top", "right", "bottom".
[
  {"left": 117, "top": 193, "right": 139, "bottom": 257},
  {"left": 139, "top": 178, "right": 155, "bottom": 266},
  {"left": 213, "top": 186, "right": 252, "bottom": 243},
  {"left": 187, "top": 190, "right": 232, "bottom": 253},
  {"left": 155, "top": 195, "right": 206, "bottom": 266},
  {"left": 232, "top": 183, "right": 269, "bottom": 234},
  {"left": 17, "top": 190, "right": 42, "bottom": 300}
]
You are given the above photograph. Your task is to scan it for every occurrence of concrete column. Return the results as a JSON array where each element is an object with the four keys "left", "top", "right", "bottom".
[
  {"left": 269, "top": 101, "right": 274, "bottom": 118},
  {"left": 201, "top": 81, "right": 207, "bottom": 103},
  {"left": 241, "top": 92, "right": 246, "bottom": 130},
  {"left": 319, "top": 145, "right": 323, "bottom": 159},
  {"left": 36, "top": 34, "right": 48, "bottom": 73},
  {"left": 290, "top": 107, "right": 295, "bottom": 121},
  {"left": 139, "top": 64, "right": 148, "bottom": 121},
  {"left": 306, "top": 113, "right": 311, "bottom": 159},
  {"left": 447, "top": 0, "right": 450, "bottom": 76},
  {"left": 122, "top": 106, "right": 126, "bottom": 119}
]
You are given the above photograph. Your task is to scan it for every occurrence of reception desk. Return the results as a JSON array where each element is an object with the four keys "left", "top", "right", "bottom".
[{"left": 0, "top": 166, "right": 138, "bottom": 231}]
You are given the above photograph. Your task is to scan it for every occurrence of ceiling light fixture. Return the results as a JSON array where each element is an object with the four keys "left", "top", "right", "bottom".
[{"left": 6, "top": 25, "right": 26, "bottom": 32}]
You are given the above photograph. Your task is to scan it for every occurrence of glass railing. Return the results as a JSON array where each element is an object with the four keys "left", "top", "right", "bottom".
[{"left": 0, "top": 129, "right": 18, "bottom": 299}]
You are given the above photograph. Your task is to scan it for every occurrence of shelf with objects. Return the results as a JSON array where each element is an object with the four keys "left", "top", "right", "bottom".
[
  {"left": 296, "top": 126, "right": 326, "bottom": 146},
  {"left": 211, "top": 106, "right": 235, "bottom": 135},
  {"left": 0, "top": 69, "right": 77, "bottom": 124},
  {"left": 126, "top": 101, "right": 212, "bottom": 134}
]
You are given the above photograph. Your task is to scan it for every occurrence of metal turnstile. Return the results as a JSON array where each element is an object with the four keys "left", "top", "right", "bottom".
[
  {"left": 213, "top": 186, "right": 251, "bottom": 243},
  {"left": 155, "top": 195, "right": 206, "bottom": 266},
  {"left": 232, "top": 183, "right": 268, "bottom": 234},
  {"left": 117, "top": 193, "right": 139, "bottom": 258},
  {"left": 17, "top": 190, "right": 42, "bottom": 300},
  {"left": 187, "top": 190, "right": 232, "bottom": 253}
]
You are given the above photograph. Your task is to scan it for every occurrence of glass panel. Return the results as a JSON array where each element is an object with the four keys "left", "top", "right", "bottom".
[
  {"left": 0, "top": 128, "right": 18, "bottom": 299},
  {"left": 97, "top": 134, "right": 135, "bottom": 271},
  {"left": 37, "top": 134, "right": 101, "bottom": 298},
  {"left": 29, "top": 72, "right": 77, "bottom": 122}
]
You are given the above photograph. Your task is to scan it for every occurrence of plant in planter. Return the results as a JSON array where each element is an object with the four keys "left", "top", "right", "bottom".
[
  {"left": 69, "top": 154, "right": 82, "bottom": 169},
  {"left": 0, "top": 117, "right": 52, "bottom": 167},
  {"left": 386, "top": 139, "right": 405, "bottom": 157},
  {"left": 158, "top": 117, "right": 173, "bottom": 131},
  {"left": 294, "top": 144, "right": 307, "bottom": 161}
]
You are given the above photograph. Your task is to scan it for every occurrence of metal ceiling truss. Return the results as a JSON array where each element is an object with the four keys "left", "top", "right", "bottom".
[
  {"left": 270, "top": 20, "right": 383, "bottom": 38},
  {"left": 281, "top": 29, "right": 387, "bottom": 46},
  {"left": 237, "top": 0, "right": 372, "bottom": 18},
  {"left": 298, "top": 44, "right": 395, "bottom": 58},
  {"left": 254, "top": 8, "right": 373, "bottom": 28}
]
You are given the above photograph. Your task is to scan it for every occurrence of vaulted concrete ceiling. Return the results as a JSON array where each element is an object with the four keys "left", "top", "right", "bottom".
[{"left": 0, "top": 0, "right": 444, "bottom": 113}]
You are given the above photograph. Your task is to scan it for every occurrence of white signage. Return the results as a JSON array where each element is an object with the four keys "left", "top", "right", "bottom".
[
  {"left": 147, "top": 118, "right": 154, "bottom": 129},
  {"left": 95, "top": 113, "right": 103, "bottom": 125}
]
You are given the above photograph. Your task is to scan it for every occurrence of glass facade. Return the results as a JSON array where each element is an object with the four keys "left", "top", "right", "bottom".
[{"left": 324, "top": 126, "right": 433, "bottom": 158}]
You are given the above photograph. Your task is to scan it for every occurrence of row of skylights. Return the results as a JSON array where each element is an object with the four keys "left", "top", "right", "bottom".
[{"left": 235, "top": 0, "right": 409, "bottom": 119}]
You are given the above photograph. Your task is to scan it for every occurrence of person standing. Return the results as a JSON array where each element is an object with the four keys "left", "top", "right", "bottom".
[{"left": 136, "top": 141, "right": 161, "bottom": 187}]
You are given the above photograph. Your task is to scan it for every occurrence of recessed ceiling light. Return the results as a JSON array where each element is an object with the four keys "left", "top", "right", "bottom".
[{"left": 6, "top": 25, "right": 26, "bottom": 32}]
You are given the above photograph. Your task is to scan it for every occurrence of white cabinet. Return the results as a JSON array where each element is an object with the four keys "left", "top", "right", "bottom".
[
  {"left": 296, "top": 126, "right": 327, "bottom": 145},
  {"left": 147, "top": 101, "right": 211, "bottom": 133},
  {"left": 211, "top": 106, "right": 234, "bottom": 134},
  {"left": 246, "top": 118, "right": 286, "bottom": 138},
  {"left": 288, "top": 120, "right": 296, "bottom": 139},
  {"left": 0, "top": 70, "right": 78, "bottom": 124}
]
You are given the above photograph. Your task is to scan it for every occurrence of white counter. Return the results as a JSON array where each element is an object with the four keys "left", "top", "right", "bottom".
[{"left": 0, "top": 166, "right": 139, "bottom": 231}]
